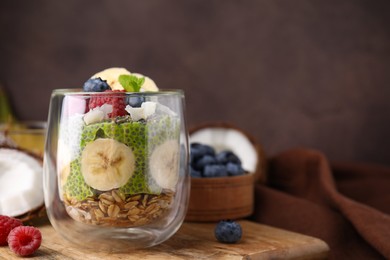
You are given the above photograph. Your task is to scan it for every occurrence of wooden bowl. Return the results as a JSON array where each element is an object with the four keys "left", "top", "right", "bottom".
[
  {"left": 185, "top": 173, "right": 255, "bottom": 222},
  {"left": 185, "top": 121, "right": 266, "bottom": 222}
]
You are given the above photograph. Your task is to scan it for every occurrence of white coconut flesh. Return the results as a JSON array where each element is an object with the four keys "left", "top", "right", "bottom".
[
  {"left": 190, "top": 128, "right": 258, "bottom": 173},
  {"left": 0, "top": 148, "right": 44, "bottom": 217}
]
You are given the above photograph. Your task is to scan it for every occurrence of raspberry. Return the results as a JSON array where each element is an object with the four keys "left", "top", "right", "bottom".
[
  {"left": 0, "top": 215, "right": 23, "bottom": 246},
  {"left": 7, "top": 226, "right": 42, "bottom": 256},
  {"left": 88, "top": 90, "right": 127, "bottom": 118}
]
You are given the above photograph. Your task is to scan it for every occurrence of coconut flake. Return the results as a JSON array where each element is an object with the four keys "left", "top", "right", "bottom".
[
  {"left": 100, "top": 103, "right": 113, "bottom": 118},
  {"left": 141, "top": 102, "right": 157, "bottom": 118},
  {"left": 0, "top": 149, "right": 43, "bottom": 217},
  {"left": 83, "top": 104, "right": 113, "bottom": 125},
  {"left": 84, "top": 109, "right": 104, "bottom": 125},
  {"left": 126, "top": 102, "right": 157, "bottom": 121},
  {"left": 126, "top": 106, "right": 145, "bottom": 121}
]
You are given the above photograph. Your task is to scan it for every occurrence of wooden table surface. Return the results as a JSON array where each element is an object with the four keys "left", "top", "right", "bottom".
[{"left": 0, "top": 220, "right": 329, "bottom": 259}]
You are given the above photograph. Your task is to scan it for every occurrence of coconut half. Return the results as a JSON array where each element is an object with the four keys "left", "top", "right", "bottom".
[
  {"left": 189, "top": 122, "right": 266, "bottom": 182},
  {"left": 0, "top": 146, "right": 44, "bottom": 219}
]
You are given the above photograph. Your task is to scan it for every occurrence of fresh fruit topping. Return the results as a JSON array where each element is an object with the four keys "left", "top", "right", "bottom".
[
  {"left": 119, "top": 74, "right": 145, "bottom": 92},
  {"left": 0, "top": 215, "right": 22, "bottom": 245},
  {"left": 125, "top": 101, "right": 157, "bottom": 121},
  {"left": 81, "top": 138, "right": 136, "bottom": 191},
  {"left": 89, "top": 68, "right": 158, "bottom": 92},
  {"left": 91, "top": 67, "right": 131, "bottom": 90},
  {"left": 7, "top": 226, "right": 42, "bottom": 256},
  {"left": 88, "top": 90, "right": 127, "bottom": 118},
  {"left": 214, "top": 220, "right": 242, "bottom": 244},
  {"left": 149, "top": 139, "right": 180, "bottom": 190},
  {"left": 0, "top": 148, "right": 44, "bottom": 217},
  {"left": 127, "top": 96, "right": 145, "bottom": 107},
  {"left": 131, "top": 73, "right": 159, "bottom": 92},
  {"left": 83, "top": 104, "right": 113, "bottom": 125},
  {"left": 82, "top": 78, "right": 110, "bottom": 92}
]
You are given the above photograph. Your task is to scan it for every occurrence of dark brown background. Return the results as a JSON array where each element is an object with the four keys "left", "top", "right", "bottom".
[{"left": 1, "top": 0, "right": 390, "bottom": 165}]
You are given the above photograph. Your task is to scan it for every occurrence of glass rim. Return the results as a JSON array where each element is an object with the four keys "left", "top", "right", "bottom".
[{"left": 52, "top": 88, "right": 184, "bottom": 97}]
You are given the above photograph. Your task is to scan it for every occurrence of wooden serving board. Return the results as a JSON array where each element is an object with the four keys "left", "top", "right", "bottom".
[{"left": 0, "top": 220, "right": 329, "bottom": 259}]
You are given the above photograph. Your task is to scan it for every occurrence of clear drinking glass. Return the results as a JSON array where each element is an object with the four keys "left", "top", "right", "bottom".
[{"left": 43, "top": 89, "right": 190, "bottom": 251}]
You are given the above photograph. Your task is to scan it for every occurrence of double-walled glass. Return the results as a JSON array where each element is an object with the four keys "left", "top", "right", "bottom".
[{"left": 43, "top": 89, "right": 190, "bottom": 251}]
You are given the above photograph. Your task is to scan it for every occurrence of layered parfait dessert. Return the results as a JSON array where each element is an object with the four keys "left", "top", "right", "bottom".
[{"left": 58, "top": 68, "right": 181, "bottom": 227}]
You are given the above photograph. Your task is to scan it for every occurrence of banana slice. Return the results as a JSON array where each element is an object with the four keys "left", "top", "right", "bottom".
[
  {"left": 81, "top": 138, "right": 135, "bottom": 191},
  {"left": 92, "top": 67, "right": 131, "bottom": 90},
  {"left": 132, "top": 73, "right": 159, "bottom": 92},
  {"left": 149, "top": 139, "right": 180, "bottom": 190}
]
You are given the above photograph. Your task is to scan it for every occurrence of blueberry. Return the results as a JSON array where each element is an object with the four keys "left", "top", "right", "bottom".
[
  {"left": 127, "top": 96, "right": 145, "bottom": 107},
  {"left": 215, "top": 220, "right": 242, "bottom": 243},
  {"left": 190, "top": 143, "right": 203, "bottom": 163},
  {"left": 226, "top": 162, "right": 245, "bottom": 176},
  {"left": 190, "top": 143, "right": 215, "bottom": 163},
  {"left": 191, "top": 143, "right": 215, "bottom": 156},
  {"left": 216, "top": 151, "right": 241, "bottom": 165},
  {"left": 203, "top": 164, "right": 228, "bottom": 178},
  {"left": 194, "top": 155, "right": 216, "bottom": 171},
  {"left": 190, "top": 152, "right": 198, "bottom": 166},
  {"left": 190, "top": 166, "right": 202, "bottom": 178},
  {"left": 83, "top": 78, "right": 110, "bottom": 92}
]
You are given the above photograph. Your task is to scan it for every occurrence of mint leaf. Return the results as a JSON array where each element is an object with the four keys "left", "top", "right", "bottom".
[
  {"left": 119, "top": 75, "right": 134, "bottom": 92},
  {"left": 118, "top": 75, "right": 145, "bottom": 92},
  {"left": 137, "top": 77, "right": 145, "bottom": 91}
]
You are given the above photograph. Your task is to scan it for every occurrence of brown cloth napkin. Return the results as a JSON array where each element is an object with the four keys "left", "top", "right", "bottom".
[{"left": 252, "top": 148, "right": 390, "bottom": 259}]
